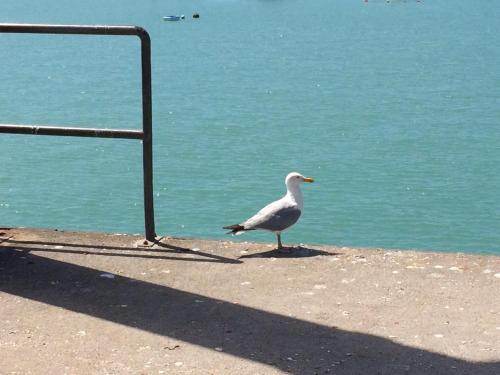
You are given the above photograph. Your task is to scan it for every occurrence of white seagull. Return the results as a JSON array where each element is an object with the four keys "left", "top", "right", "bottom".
[{"left": 224, "top": 172, "right": 314, "bottom": 250}]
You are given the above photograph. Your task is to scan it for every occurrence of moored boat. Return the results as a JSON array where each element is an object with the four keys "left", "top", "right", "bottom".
[{"left": 163, "top": 15, "right": 185, "bottom": 21}]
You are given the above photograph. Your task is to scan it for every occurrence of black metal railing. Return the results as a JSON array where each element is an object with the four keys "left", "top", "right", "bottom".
[{"left": 0, "top": 23, "right": 156, "bottom": 241}]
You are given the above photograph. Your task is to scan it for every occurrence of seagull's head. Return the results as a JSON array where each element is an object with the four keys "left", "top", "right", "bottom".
[{"left": 285, "top": 172, "right": 314, "bottom": 187}]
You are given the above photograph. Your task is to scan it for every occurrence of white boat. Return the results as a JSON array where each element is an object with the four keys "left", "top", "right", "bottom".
[{"left": 163, "top": 15, "right": 185, "bottom": 21}]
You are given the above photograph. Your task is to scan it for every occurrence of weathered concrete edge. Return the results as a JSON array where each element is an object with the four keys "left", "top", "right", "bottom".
[{"left": 1, "top": 226, "right": 498, "bottom": 259}]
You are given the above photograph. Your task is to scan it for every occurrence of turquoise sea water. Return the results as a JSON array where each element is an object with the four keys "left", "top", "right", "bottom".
[{"left": 1, "top": 0, "right": 499, "bottom": 254}]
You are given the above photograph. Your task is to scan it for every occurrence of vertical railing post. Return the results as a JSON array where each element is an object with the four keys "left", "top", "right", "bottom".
[{"left": 139, "top": 29, "right": 156, "bottom": 241}]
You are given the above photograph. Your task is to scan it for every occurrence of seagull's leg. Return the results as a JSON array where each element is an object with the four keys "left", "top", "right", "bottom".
[{"left": 277, "top": 233, "right": 283, "bottom": 250}]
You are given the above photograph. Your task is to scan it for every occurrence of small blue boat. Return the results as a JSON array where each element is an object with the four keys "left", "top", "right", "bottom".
[{"left": 163, "top": 15, "right": 185, "bottom": 21}]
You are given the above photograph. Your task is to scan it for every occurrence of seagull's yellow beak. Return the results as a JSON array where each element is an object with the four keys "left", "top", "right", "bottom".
[{"left": 303, "top": 177, "right": 314, "bottom": 183}]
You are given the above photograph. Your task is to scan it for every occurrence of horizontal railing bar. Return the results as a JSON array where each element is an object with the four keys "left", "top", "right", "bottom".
[
  {"left": 0, "top": 124, "right": 143, "bottom": 139},
  {"left": 0, "top": 23, "right": 148, "bottom": 39}
]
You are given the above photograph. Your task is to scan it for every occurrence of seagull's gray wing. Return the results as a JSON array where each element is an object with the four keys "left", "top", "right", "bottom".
[{"left": 245, "top": 205, "right": 302, "bottom": 232}]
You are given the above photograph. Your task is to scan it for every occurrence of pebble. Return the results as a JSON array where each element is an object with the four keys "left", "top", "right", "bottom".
[
  {"left": 215, "top": 347, "right": 223, "bottom": 352},
  {"left": 240, "top": 281, "right": 251, "bottom": 286},
  {"left": 99, "top": 273, "right": 115, "bottom": 279},
  {"left": 351, "top": 258, "right": 366, "bottom": 264},
  {"left": 301, "top": 291, "right": 315, "bottom": 296},
  {"left": 434, "top": 334, "right": 444, "bottom": 338},
  {"left": 494, "top": 273, "right": 500, "bottom": 279},
  {"left": 174, "top": 362, "right": 183, "bottom": 367},
  {"left": 314, "top": 284, "right": 327, "bottom": 290},
  {"left": 191, "top": 247, "right": 200, "bottom": 252}
]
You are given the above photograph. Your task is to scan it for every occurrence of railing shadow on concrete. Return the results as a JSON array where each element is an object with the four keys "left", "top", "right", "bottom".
[{"left": 3, "top": 237, "right": 242, "bottom": 264}]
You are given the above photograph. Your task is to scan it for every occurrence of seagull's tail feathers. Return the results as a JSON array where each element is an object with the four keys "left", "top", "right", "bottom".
[{"left": 223, "top": 224, "right": 255, "bottom": 235}]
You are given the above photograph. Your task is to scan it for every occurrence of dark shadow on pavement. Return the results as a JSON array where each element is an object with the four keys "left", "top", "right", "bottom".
[{"left": 1, "top": 247, "right": 498, "bottom": 375}]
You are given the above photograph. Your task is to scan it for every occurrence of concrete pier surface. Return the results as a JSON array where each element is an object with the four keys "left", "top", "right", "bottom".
[{"left": 1, "top": 228, "right": 499, "bottom": 374}]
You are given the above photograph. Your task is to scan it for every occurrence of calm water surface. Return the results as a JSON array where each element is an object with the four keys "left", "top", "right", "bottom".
[{"left": 1, "top": 0, "right": 499, "bottom": 254}]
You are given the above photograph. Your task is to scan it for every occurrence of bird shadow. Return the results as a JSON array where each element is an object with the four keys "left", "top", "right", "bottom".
[{"left": 239, "top": 246, "right": 340, "bottom": 259}]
